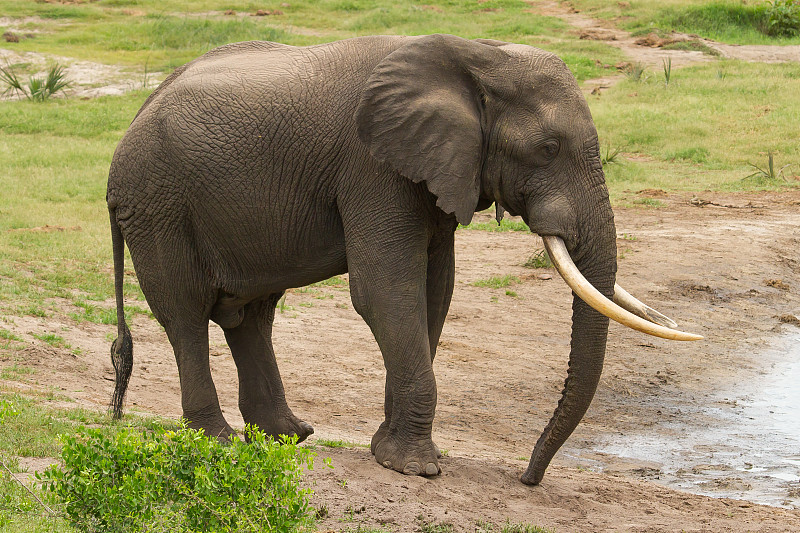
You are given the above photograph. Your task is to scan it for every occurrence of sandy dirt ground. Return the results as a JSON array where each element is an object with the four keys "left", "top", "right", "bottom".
[{"left": 3, "top": 190, "right": 800, "bottom": 531}]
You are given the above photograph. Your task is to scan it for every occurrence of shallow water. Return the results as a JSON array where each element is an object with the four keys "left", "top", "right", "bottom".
[{"left": 584, "top": 333, "right": 800, "bottom": 508}]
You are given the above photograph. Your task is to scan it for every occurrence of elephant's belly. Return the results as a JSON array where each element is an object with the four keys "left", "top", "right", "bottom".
[{"left": 198, "top": 210, "right": 349, "bottom": 299}]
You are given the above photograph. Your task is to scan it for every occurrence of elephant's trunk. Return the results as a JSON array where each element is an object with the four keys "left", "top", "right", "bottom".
[{"left": 520, "top": 197, "right": 616, "bottom": 485}]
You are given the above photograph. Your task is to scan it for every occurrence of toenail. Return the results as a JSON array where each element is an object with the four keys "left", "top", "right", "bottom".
[
  {"left": 425, "top": 463, "right": 439, "bottom": 476},
  {"left": 382, "top": 461, "right": 392, "bottom": 469},
  {"left": 403, "top": 462, "right": 421, "bottom": 475}
]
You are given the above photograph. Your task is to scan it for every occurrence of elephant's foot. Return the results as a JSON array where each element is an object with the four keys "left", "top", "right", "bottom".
[
  {"left": 371, "top": 421, "right": 442, "bottom": 459},
  {"left": 370, "top": 420, "right": 390, "bottom": 455},
  {"left": 372, "top": 430, "right": 441, "bottom": 477},
  {"left": 242, "top": 408, "right": 314, "bottom": 443},
  {"left": 184, "top": 408, "right": 235, "bottom": 440}
]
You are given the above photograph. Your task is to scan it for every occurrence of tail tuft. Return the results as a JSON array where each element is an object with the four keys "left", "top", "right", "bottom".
[{"left": 110, "top": 324, "right": 133, "bottom": 420}]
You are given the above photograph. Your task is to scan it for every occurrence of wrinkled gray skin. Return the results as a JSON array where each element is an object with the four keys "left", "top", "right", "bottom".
[{"left": 107, "top": 34, "right": 616, "bottom": 485}]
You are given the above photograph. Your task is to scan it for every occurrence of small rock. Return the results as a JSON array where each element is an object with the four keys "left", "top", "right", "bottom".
[
  {"left": 580, "top": 29, "right": 617, "bottom": 41},
  {"left": 638, "top": 188, "right": 668, "bottom": 197},
  {"left": 765, "top": 278, "right": 790, "bottom": 291},
  {"left": 537, "top": 273, "right": 553, "bottom": 280}
]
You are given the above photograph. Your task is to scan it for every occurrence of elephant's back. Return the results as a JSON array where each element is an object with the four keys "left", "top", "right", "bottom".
[{"left": 107, "top": 36, "right": 407, "bottom": 286}]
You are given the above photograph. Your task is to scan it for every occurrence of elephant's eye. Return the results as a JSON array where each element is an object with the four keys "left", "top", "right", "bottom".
[{"left": 541, "top": 140, "right": 560, "bottom": 161}]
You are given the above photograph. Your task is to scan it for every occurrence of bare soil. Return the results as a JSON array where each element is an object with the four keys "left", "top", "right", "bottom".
[{"left": 3, "top": 190, "right": 800, "bottom": 531}]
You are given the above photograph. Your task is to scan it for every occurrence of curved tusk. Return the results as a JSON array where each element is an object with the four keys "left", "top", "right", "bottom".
[
  {"left": 542, "top": 236, "right": 703, "bottom": 341},
  {"left": 613, "top": 284, "right": 678, "bottom": 329}
]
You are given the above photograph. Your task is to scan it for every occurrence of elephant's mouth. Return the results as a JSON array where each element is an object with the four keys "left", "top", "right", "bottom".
[{"left": 542, "top": 236, "right": 702, "bottom": 341}]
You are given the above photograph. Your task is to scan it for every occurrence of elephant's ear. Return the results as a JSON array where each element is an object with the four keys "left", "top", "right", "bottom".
[{"left": 355, "top": 34, "right": 506, "bottom": 225}]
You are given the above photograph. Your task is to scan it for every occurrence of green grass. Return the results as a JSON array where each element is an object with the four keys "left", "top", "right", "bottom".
[
  {"left": 0, "top": 329, "right": 22, "bottom": 343},
  {"left": 313, "top": 438, "right": 369, "bottom": 449},
  {"left": 522, "top": 250, "right": 553, "bottom": 269},
  {"left": 589, "top": 60, "right": 800, "bottom": 197},
  {"left": 477, "top": 520, "right": 555, "bottom": 533},
  {"left": 0, "top": 365, "right": 36, "bottom": 380},
  {"left": 340, "top": 527, "right": 391, "bottom": 533},
  {"left": 0, "top": 473, "right": 75, "bottom": 533},
  {"left": 0, "top": 0, "right": 623, "bottom": 80},
  {"left": 310, "top": 275, "right": 349, "bottom": 288},
  {"left": 30, "top": 334, "right": 68, "bottom": 349},
  {"left": 0, "top": 92, "right": 149, "bottom": 315},
  {"left": 459, "top": 218, "right": 530, "bottom": 232},
  {"left": 418, "top": 516, "right": 454, "bottom": 533},
  {"left": 568, "top": 0, "right": 800, "bottom": 45},
  {"left": 0, "top": 393, "right": 166, "bottom": 459},
  {"left": 472, "top": 275, "right": 520, "bottom": 289},
  {"left": 661, "top": 40, "right": 721, "bottom": 56}
]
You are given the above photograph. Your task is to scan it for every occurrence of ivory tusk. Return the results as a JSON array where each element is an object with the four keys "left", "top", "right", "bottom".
[
  {"left": 542, "top": 236, "right": 703, "bottom": 341},
  {"left": 613, "top": 284, "right": 678, "bottom": 329}
]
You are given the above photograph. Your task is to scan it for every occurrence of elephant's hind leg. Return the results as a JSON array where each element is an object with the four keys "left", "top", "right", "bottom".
[
  {"left": 127, "top": 224, "right": 234, "bottom": 440},
  {"left": 223, "top": 295, "right": 314, "bottom": 442},
  {"left": 166, "top": 319, "right": 234, "bottom": 439}
]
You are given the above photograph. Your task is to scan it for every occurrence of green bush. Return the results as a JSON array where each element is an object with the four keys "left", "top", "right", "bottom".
[
  {"left": 38, "top": 424, "right": 318, "bottom": 532},
  {"left": 765, "top": 0, "right": 800, "bottom": 36}
]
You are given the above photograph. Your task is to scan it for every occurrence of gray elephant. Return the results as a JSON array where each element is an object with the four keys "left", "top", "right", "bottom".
[{"left": 107, "top": 34, "right": 699, "bottom": 484}]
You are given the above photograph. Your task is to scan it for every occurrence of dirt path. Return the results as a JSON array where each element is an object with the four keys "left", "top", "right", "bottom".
[
  {"left": 3, "top": 190, "right": 800, "bottom": 531},
  {"left": 533, "top": 0, "right": 800, "bottom": 65},
  {"left": 528, "top": 0, "right": 800, "bottom": 94}
]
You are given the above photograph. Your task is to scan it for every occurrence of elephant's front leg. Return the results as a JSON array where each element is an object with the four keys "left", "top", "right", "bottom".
[
  {"left": 222, "top": 296, "right": 314, "bottom": 442},
  {"left": 347, "top": 230, "right": 441, "bottom": 477},
  {"left": 371, "top": 227, "right": 456, "bottom": 459}
]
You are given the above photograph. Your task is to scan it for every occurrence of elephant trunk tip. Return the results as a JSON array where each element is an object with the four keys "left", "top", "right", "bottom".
[{"left": 520, "top": 465, "right": 543, "bottom": 486}]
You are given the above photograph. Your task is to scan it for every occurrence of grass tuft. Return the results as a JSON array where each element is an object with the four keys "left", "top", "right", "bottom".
[
  {"left": 472, "top": 275, "right": 520, "bottom": 289},
  {"left": 31, "top": 333, "right": 69, "bottom": 349},
  {"left": 459, "top": 219, "right": 530, "bottom": 232},
  {"left": 601, "top": 144, "right": 624, "bottom": 166},
  {"left": 523, "top": 250, "right": 553, "bottom": 269},
  {"left": 0, "top": 63, "right": 71, "bottom": 102},
  {"left": 744, "top": 151, "right": 792, "bottom": 183},
  {"left": 625, "top": 62, "right": 646, "bottom": 82}
]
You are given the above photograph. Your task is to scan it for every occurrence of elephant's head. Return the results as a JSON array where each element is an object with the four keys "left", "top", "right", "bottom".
[{"left": 356, "top": 34, "right": 700, "bottom": 485}]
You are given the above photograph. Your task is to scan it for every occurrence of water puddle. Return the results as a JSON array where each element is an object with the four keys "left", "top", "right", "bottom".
[{"left": 577, "top": 333, "right": 800, "bottom": 508}]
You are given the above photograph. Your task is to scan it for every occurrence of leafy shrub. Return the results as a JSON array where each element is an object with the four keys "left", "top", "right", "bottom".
[
  {"left": 0, "top": 399, "right": 20, "bottom": 421},
  {"left": 38, "top": 424, "right": 318, "bottom": 532},
  {"left": 764, "top": 0, "right": 800, "bottom": 36}
]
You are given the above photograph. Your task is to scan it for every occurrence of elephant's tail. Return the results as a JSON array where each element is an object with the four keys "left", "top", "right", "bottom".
[{"left": 108, "top": 206, "right": 133, "bottom": 420}]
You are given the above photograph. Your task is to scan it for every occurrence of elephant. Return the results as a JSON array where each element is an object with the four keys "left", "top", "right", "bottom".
[{"left": 106, "top": 34, "right": 700, "bottom": 485}]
